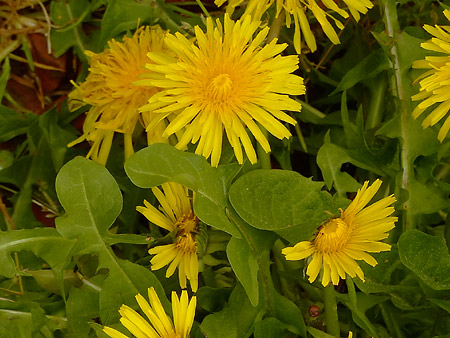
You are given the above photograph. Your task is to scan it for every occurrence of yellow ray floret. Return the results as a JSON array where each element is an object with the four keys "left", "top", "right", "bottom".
[
  {"left": 138, "top": 14, "right": 305, "bottom": 167},
  {"left": 412, "top": 10, "right": 450, "bottom": 142},
  {"left": 282, "top": 179, "right": 397, "bottom": 286},
  {"left": 68, "top": 26, "right": 169, "bottom": 165},
  {"left": 214, "top": 0, "right": 374, "bottom": 53},
  {"left": 103, "top": 287, "right": 196, "bottom": 338},
  {"left": 137, "top": 183, "right": 199, "bottom": 291}
]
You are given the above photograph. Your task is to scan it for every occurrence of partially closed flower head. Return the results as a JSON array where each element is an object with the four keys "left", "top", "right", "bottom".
[
  {"left": 412, "top": 9, "right": 450, "bottom": 142},
  {"left": 214, "top": 0, "right": 374, "bottom": 53},
  {"left": 137, "top": 183, "right": 199, "bottom": 291},
  {"left": 68, "top": 26, "right": 168, "bottom": 165},
  {"left": 282, "top": 179, "right": 397, "bottom": 286},
  {"left": 138, "top": 14, "right": 305, "bottom": 167},
  {"left": 103, "top": 287, "right": 196, "bottom": 338}
]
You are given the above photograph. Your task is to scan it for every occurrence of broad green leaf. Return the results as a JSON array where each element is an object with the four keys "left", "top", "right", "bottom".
[
  {"left": 228, "top": 169, "right": 335, "bottom": 243},
  {"left": 316, "top": 139, "right": 361, "bottom": 194},
  {"left": 0, "top": 106, "right": 37, "bottom": 143},
  {"left": 100, "top": 0, "right": 157, "bottom": 45},
  {"left": 0, "top": 308, "right": 66, "bottom": 338},
  {"left": 99, "top": 259, "right": 167, "bottom": 324},
  {"left": 333, "top": 48, "right": 391, "bottom": 94},
  {"left": 254, "top": 318, "right": 289, "bottom": 338},
  {"left": 354, "top": 247, "right": 403, "bottom": 294},
  {"left": 270, "top": 290, "right": 306, "bottom": 336},
  {"left": 430, "top": 298, "right": 450, "bottom": 315},
  {"left": 0, "top": 150, "right": 13, "bottom": 170},
  {"left": 336, "top": 292, "right": 388, "bottom": 338},
  {"left": 50, "top": 0, "right": 90, "bottom": 59},
  {"left": 39, "top": 108, "right": 77, "bottom": 171},
  {"left": 398, "top": 230, "right": 450, "bottom": 290},
  {"left": 200, "top": 283, "right": 264, "bottom": 338},
  {"left": 306, "top": 326, "right": 337, "bottom": 338},
  {"left": 0, "top": 228, "right": 75, "bottom": 285},
  {"left": 125, "top": 143, "right": 241, "bottom": 237},
  {"left": 55, "top": 157, "right": 166, "bottom": 323},
  {"left": 66, "top": 281, "right": 100, "bottom": 337},
  {"left": 226, "top": 237, "right": 259, "bottom": 306}
]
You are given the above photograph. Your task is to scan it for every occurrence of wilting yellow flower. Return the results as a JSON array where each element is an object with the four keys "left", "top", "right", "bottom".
[
  {"left": 215, "top": 0, "right": 374, "bottom": 53},
  {"left": 138, "top": 14, "right": 305, "bottom": 167},
  {"left": 137, "top": 183, "right": 199, "bottom": 291},
  {"left": 282, "top": 179, "right": 397, "bottom": 287},
  {"left": 103, "top": 287, "right": 196, "bottom": 338},
  {"left": 68, "top": 26, "right": 168, "bottom": 165},
  {"left": 412, "top": 10, "right": 450, "bottom": 142}
]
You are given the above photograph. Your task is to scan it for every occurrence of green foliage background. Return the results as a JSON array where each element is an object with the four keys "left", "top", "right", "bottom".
[{"left": 1, "top": 0, "right": 450, "bottom": 337}]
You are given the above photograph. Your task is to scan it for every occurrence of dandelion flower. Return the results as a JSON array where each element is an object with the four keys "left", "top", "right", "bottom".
[
  {"left": 412, "top": 10, "right": 450, "bottom": 142},
  {"left": 103, "top": 287, "right": 196, "bottom": 338},
  {"left": 282, "top": 179, "right": 397, "bottom": 287},
  {"left": 137, "top": 183, "right": 199, "bottom": 291},
  {"left": 138, "top": 14, "right": 305, "bottom": 167},
  {"left": 68, "top": 26, "right": 168, "bottom": 165},
  {"left": 214, "top": 0, "right": 374, "bottom": 53}
]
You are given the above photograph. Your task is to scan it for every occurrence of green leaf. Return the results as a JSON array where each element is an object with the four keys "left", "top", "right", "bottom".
[
  {"left": 100, "top": 0, "right": 156, "bottom": 45},
  {"left": 39, "top": 108, "right": 77, "bottom": 171},
  {"left": 50, "top": 0, "right": 90, "bottom": 59},
  {"left": 0, "top": 228, "right": 74, "bottom": 278},
  {"left": 55, "top": 157, "right": 166, "bottom": 323},
  {"left": 398, "top": 230, "right": 450, "bottom": 290},
  {"left": 271, "top": 290, "right": 306, "bottom": 336},
  {"left": 226, "top": 237, "right": 259, "bottom": 307},
  {"left": 306, "top": 326, "right": 337, "bottom": 338},
  {"left": 0, "top": 228, "right": 75, "bottom": 294},
  {"left": 66, "top": 281, "right": 100, "bottom": 337},
  {"left": 332, "top": 48, "right": 391, "bottom": 94},
  {"left": 254, "top": 318, "right": 289, "bottom": 338},
  {"left": 336, "top": 292, "right": 388, "bottom": 338},
  {"left": 316, "top": 136, "right": 362, "bottom": 194},
  {"left": 200, "top": 283, "right": 264, "bottom": 338},
  {"left": 0, "top": 106, "right": 37, "bottom": 143},
  {"left": 354, "top": 247, "right": 404, "bottom": 294},
  {"left": 228, "top": 169, "right": 335, "bottom": 243},
  {"left": 0, "top": 57, "right": 10, "bottom": 102},
  {"left": 0, "top": 150, "right": 13, "bottom": 170},
  {"left": 125, "top": 143, "right": 241, "bottom": 237},
  {"left": 430, "top": 298, "right": 450, "bottom": 314}
]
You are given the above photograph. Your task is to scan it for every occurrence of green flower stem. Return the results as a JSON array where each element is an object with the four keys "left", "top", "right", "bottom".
[
  {"left": 257, "top": 142, "right": 272, "bottom": 169},
  {"left": 324, "top": 284, "right": 340, "bottom": 337},
  {"left": 195, "top": 0, "right": 211, "bottom": 18},
  {"left": 381, "top": 0, "right": 414, "bottom": 230},
  {"left": 267, "top": 11, "right": 286, "bottom": 43}
]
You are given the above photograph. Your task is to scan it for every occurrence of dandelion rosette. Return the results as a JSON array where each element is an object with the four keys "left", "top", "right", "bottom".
[
  {"left": 138, "top": 14, "right": 305, "bottom": 167},
  {"left": 103, "top": 287, "right": 196, "bottom": 338},
  {"left": 282, "top": 179, "right": 397, "bottom": 286},
  {"left": 68, "top": 26, "right": 168, "bottom": 165},
  {"left": 137, "top": 183, "right": 199, "bottom": 291},
  {"left": 412, "top": 9, "right": 450, "bottom": 142},
  {"left": 214, "top": 0, "right": 374, "bottom": 53}
]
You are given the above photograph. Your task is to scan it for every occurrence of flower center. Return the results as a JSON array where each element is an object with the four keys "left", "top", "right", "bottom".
[
  {"left": 175, "top": 211, "right": 199, "bottom": 236},
  {"left": 313, "top": 218, "right": 351, "bottom": 253},
  {"left": 175, "top": 234, "right": 197, "bottom": 254},
  {"left": 208, "top": 73, "right": 233, "bottom": 101}
]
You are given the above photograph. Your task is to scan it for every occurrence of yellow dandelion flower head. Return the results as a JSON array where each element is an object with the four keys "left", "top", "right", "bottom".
[
  {"left": 412, "top": 10, "right": 450, "bottom": 142},
  {"left": 137, "top": 182, "right": 199, "bottom": 291},
  {"left": 68, "top": 25, "right": 168, "bottom": 165},
  {"left": 103, "top": 287, "right": 197, "bottom": 338},
  {"left": 282, "top": 179, "right": 397, "bottom": 287},
  {"left": 139, "top": 14, "right": 305, "bottom": 167},
  {"left": 214, "top": 0, "right": 374, "bottom": 53}
]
